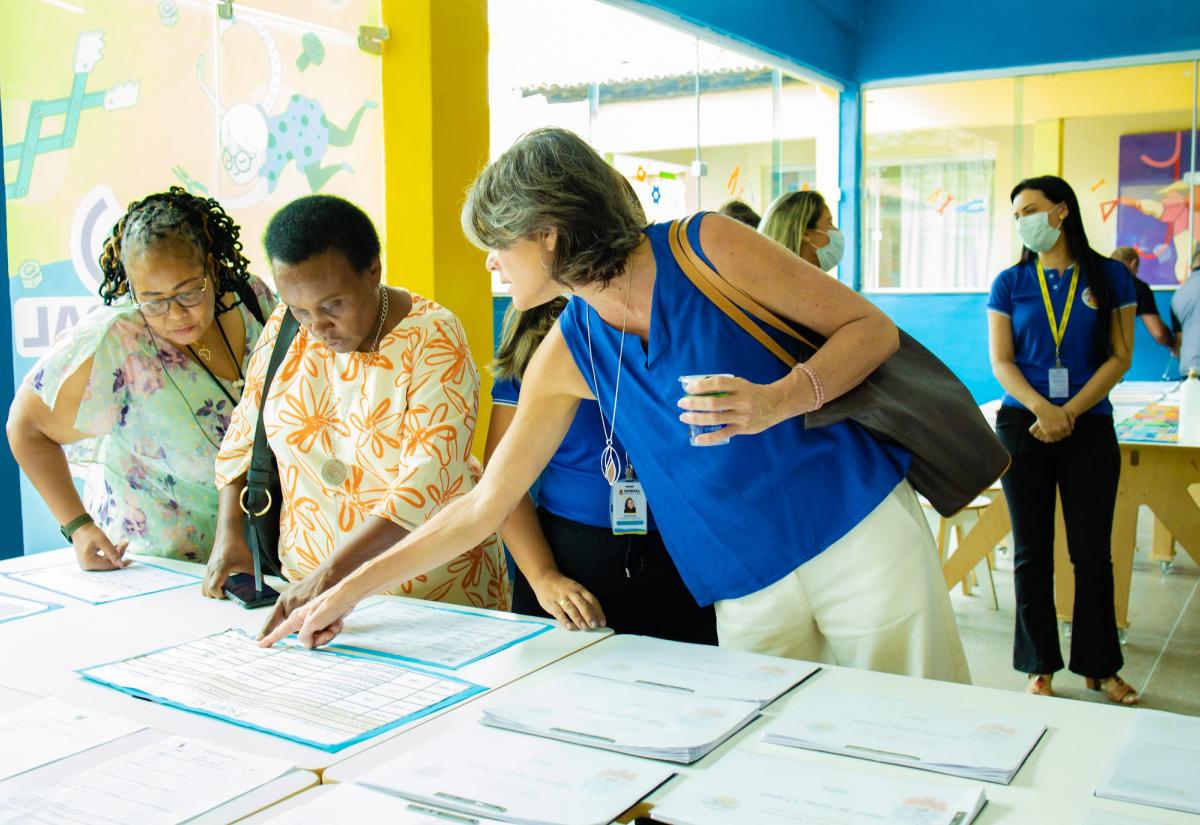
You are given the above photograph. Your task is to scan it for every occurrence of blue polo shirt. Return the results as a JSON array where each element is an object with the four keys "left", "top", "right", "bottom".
[
  {"left": 988, "top": 257, "right": 1137, "bottom": 416},
  {"left": 492, "top": 376, "right": 657, "bottom": 531}
]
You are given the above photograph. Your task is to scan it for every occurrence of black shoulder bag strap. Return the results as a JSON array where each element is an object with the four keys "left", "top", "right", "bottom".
[{"left": 241, "top": 310, "right": 300, "bottom": 587}]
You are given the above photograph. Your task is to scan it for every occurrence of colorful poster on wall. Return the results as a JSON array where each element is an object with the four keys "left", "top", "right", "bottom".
[
  {"left": 1111, "top": 130, "right": 1198, "bottom": 286},
  {"left": 2, "top": 0, "right": 384, "bottom": 552}
]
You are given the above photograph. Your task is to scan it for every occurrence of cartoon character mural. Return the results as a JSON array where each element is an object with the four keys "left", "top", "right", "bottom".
[
  {"left": 1106, "top": 130, "right": 1199, "bottom": 285},
  {"left": 4, "top": 31, "right": 139, "bottom": 200},
  {"left": 184, "top": 15, "right": 376, "bottom": 208}
]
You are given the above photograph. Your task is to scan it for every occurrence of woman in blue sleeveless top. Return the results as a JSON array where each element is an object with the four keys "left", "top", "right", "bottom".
[{"left": 262, "top": 129, "right": 970, "bottom": 684}]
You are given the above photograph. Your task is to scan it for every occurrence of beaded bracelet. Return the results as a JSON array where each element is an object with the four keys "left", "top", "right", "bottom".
[{"left": 794, "top": 361, "right": 825, "bottom": 412}]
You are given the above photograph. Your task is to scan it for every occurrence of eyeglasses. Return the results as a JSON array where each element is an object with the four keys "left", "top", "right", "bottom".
[{"left": 133, "top": 277, "right": 208, "bottom": 317}]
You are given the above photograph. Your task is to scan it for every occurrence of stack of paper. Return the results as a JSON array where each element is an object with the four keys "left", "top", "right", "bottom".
[
  {"left": 359, "top": 725, "right": 674, "bottom": 825},
  {"left": 0, "top": 736, "right": 292, "bottom": 825},
  {"left": 326, "top": 597, "right": 551, "bottom": 669},
  {"left": 3, "top": 559, "right": 197, "bottom": 604},
  {"left": 762, "top": 691, "right": 1045, "bottom": 784},
  {"left": 572, "top": 635, "right": 818, "bottom": 706},
  {"left": 266, "top": 785, "right": 512, "bottom": 825},
  {"left": 79, "top": 629, "right": 485, "bottom": 752},
  {"left": 481, "top": 672, "right": 760, "bottom": 763},
  {"left": 0, "top": 698, "right": 144, "bottom": 781},
  {"left": 1095, "top": 709, "right": 1200, "bottom": 814},
  {"left": 651, "top": 750, "right": 987, "bottom": 825}
]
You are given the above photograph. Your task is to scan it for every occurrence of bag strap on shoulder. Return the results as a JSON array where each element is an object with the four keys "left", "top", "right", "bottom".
[
  {"left": 669, "top": 215, "right": 821, "bottom": 369},
  {"left": 244, "top": 310, "right": 300, "bottom": 507}
]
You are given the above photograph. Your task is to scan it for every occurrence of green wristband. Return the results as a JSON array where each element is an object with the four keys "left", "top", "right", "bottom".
[{"left": 60, "top": 513, "right": 94, "bottom": 542}]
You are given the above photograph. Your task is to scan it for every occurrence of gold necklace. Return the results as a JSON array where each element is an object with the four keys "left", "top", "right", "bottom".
[{"left": 321, "top": 285, "right": 389, "bottom": 488}]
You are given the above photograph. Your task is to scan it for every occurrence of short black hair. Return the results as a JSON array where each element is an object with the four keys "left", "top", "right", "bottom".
[{"left": 263, "top": 195, "right": 380, "bottom": 273}]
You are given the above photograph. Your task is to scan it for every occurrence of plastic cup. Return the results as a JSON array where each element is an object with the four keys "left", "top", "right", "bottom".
[{"left": 679, "top": 374, "right": 733, "bottom": 446}]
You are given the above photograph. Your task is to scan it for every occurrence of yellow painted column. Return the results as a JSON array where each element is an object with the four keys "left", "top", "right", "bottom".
[
  {"left": 1031, "top": 118, "right": 1064, "bottom": 177},
  {"left": 380, "top": 0, "right": 493, "bottom": 459}
]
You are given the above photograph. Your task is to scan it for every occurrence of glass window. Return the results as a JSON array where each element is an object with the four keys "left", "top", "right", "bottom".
[
  {"left": 863, "top": 62, "right": 1198, "bottom": 291},
  {"left": 488, "top": 0, "right": 841, "bottom": 291}
]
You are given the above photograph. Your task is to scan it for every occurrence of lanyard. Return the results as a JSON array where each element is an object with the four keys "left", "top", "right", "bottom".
[{"left": 1035, "top": 258, "right": 1078, "bottom": 367}]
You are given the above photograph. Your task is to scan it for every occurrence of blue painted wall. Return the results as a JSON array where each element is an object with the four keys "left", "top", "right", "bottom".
[
  {"left": 858, "top": 0, "right": 1200, "bottom": 83},
  {"left": 0, "top": 102, "right": 25, "bottom": 558},
  {"left": 629, "top": 0, "right": 862, "bottom": 85}
]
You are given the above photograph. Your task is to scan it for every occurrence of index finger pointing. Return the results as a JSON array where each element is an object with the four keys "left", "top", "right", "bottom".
[{"left": 258, "top": 612, "right": 299, "bottom": 648}]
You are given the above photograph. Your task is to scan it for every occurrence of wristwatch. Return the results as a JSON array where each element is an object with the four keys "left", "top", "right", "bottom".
[{"left": 60, "top": 513, "right": 94, "bottom": 541}]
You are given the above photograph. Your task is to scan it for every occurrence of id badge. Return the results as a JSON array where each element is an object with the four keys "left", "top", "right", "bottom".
[
  {"left": 610, "top": 479, "right": 648, "bottom": 535},
  {"left": 1048, "top": 367, "right": 1070, "bottom": 399}
]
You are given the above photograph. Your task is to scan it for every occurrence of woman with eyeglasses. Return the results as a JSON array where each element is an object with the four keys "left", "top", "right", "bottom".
[{"left": 6, "top": 188, "right": 274, "bottom": 570}]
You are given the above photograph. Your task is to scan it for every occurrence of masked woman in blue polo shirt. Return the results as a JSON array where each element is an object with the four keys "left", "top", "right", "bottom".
[
  {"left": 262, "top": 128, "right": 970, "bottom": 685},
  {"left": 485, "top": 298, "right": 717, "bottom": 644},
  {"left": 987, "top": 175, "right": 1139, "bottom": 705}
]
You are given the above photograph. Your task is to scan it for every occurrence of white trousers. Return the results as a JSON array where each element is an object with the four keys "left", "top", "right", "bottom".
[{"left": 715, "top": 480, "right": 972, "bottom": 684}]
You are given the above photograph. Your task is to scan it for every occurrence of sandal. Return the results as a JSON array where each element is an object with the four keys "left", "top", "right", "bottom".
[
  {"left": 1085, "top": 675, "right": 1139, "bottom": 706},
  {"left": 1025, "top": 674, "right": 1053, "bottom": 696}
]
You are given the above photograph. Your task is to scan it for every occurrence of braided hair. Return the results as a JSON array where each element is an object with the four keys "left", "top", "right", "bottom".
[{"left": 98, "top": 187, "right": 252, "bottom": 308}]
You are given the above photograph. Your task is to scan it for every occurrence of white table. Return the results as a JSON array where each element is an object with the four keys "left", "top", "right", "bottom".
[
  {"left": 323, "top": 634, "right": 1196, "bottom": 824},
  {"left": 0, "top": 684, "right": 318, "bottom": 823},
  {"left": 0, "top": 549, "right": 611, "bottom": 774}
]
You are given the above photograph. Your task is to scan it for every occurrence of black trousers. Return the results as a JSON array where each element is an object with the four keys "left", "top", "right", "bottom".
[
  {"left": 511, "top": 507, "right": 718, "bottom": 645},
  {"left": 995, "top": 406, "right": 1123, "bottom": 678}
]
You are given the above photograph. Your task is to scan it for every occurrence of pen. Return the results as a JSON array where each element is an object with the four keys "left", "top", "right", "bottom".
[{"left": 433, "top": 792, "right": 507, "bottom": 813}]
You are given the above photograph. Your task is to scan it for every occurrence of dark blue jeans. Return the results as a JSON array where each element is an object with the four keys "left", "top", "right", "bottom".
[{"left": 996, "top": 406, "right": 1123, "bottom": 678}]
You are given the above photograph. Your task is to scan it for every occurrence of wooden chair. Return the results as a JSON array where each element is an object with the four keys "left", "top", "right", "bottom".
[{"left": 923, "top": 492, "right": 1001, "bottom": 610}]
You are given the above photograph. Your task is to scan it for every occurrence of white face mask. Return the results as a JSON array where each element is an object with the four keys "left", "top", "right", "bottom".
[
  {"left": 1017, "top": 204, "right": 1065, "bottom": 253},
  {"left": 810, "top": 227, "right": 845, "bottom": 271}
]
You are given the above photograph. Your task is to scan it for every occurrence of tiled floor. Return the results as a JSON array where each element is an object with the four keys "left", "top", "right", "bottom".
[{"left": 944, "top": 507, "right": 1200, "bottom": 716}]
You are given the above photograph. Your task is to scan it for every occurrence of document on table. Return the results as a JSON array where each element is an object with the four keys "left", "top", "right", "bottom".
[
  {"left": 265, "top": 785, "right": 511, "bottom": 825},
  {"left": 0, "top": 592, "right": 59, "bottom": 623},
  {"left": 78, "top": 629, "right": 486, "bottom": 752},
  {"left": 325, "top": 597, "right": 551, "bottom": 669},
  {"left": 762, "top": 690, "right": 1045, "bottom": 784},
  {"left": 0, "top": 697, "right": 145, "bottom": 781},
  {"left": 1095, "top": 708, "right": 1200, "bottom": 814},
  {"left": 3, "top": 559, "right": 198, "bottom": 604},
  {"left": 651, "top": 750, "right": 987, "bottom": 825},
  {"left": 0, "top": 736, "right": 292, "bottom": 825},
  {"left": 572, "top": 634, "right": 818, "bottom": 706},
  {"left": 481, "top": 672, "right": 760, "bottom": 763},
  {"left": 360, "top": 725, "right": 675, "bottom": 825}
]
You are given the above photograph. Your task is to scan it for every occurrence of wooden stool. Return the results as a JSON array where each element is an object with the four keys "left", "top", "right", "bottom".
[{"left": 922, "top": 494, "right": 1000, "bottom": 610}]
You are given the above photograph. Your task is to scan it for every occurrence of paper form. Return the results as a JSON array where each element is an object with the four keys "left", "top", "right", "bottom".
[
  {"left": 4, "top": 560, "right": 198, "bottom": 604},
  {"left": 360, "top": 725, "right": 675, "bottom": 825},
  {"left": 78, "top": 629, "right": 485, "bottom": 752},
  {"left": 762, "top": 690, "right": 1045, "bottom": 784},
  {"left": 0, "top": 698, "right": 145, "bottom": 781},
  {"left": 0, "top": 592, "right": 58, "bottom": 623},
  {"left": 1095, "top": 709, "right": 1200, "bottom": 814},
  {"left": 652, "top": 750, "right": 987, "bottom": 825},
  {"left": 481, "top": 672, "right": 760, "bottom": 763},
  {"left": 572, "top": 635, "right": 818, "bottom": 705},
  {"left": 326, "top": 598, "right": 551, "bottom": 669},
  {"left": 0, "top": 736, "right": 292, "bottom": 825},
  {"left": 265, "top": 785, "right": 511, "bottom": 825}
]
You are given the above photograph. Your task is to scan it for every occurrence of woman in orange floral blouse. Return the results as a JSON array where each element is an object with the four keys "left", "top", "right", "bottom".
[{"left": 202, "top": 195, "right": 508, "bottom": 625}]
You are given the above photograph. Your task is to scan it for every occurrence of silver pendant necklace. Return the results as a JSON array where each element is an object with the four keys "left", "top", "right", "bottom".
[
  {"left": 321, "top": 285, "right": 389, "bottom": 488},
  {"left": 585, "top": 274, "right": 632, "bottom": 486}
]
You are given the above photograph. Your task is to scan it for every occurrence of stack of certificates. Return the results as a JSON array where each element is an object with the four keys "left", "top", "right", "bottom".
[
  {"left": 761, "top": 690, "right": 1046, "bottom": 784},
  {"left": 1094, "top": 709, "right": 1200, "bottom": 814},
  {"left": 651, "top": 750, "right": 988, "bottom": 825},
  {"left": 571, "top": 635, "right": 819, "bottom": 706},
  {"left": 481, "top": 672, "right": 761, "bottom": 763},
  {"left": 358, "top": 725, "right": 675, "bottom": 825}
]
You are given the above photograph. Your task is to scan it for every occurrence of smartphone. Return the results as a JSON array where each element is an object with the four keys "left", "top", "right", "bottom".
[{"left": 223, "top": 573, "right": 280, "bottom": 609}]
